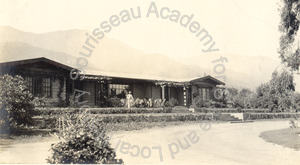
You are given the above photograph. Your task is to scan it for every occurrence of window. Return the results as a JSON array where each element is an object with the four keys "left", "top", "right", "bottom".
[
  {"left": 34, "top": 78, "right": 42, "bottom": 96},
  {"left": 109, "top": 84, "right": 130, "bottom": 98},
  {"left": 198, "top": 88, "right": 210, "bottom": 100},
  {"left": 25, "top": 76, "right": 52, "bottom": 97},
  {"left": 24, "top": 77, "right": 33, "bottom": 92},
  {"left": 43, "top": 78, "right": 51, "bottom": 97}
]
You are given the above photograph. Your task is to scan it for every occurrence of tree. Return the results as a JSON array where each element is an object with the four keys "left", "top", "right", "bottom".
[
  {"left": 279, "top": 0, "right": 300, "bottom": 71},
  {"left": 224, "top": 87, "right": 255, "bottom": 108},
  {"left": 0, "top": 74, "right": 35, "bottom": 132},
  {"left": 233, "top": 88, "right": 254, "bottom": 108},
  {"left": 253, "top": 70, "right": 296, "bottom": 111},
  {"left": 226, "top": 87, "right": 238, "bottom": 97}
]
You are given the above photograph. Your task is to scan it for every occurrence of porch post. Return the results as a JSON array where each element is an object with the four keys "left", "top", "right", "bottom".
[
  {"left": 161, "top": 85, "right": 165, "bottom": 100},
  {"left": 72, "top": 81, "right": 75, "bottom": 93},
  {"left": 183, "top": 87, "right": 186, "bottom": 106},
  {"left": 168, "top": 86, "right": 171, "bottom": 101}
]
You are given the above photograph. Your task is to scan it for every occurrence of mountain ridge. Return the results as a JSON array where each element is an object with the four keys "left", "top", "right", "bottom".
[{"left": 0, "top": 26, "right": 279, "bottom": 89}]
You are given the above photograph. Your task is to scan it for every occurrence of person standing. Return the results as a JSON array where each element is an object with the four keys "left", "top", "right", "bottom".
[{"left": 126, "top": 91, "right": 133, "bottom": 108}]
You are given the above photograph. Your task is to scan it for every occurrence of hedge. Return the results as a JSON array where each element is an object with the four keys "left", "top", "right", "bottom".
[
  {"left": 34, "top": 107, "right": 171, "bottom": 115},
  {"left": 33, "top": 113, "right": 213, "bottom": 129},
  {"left": 247, "top": 113, "right": 300, "bottom": 120},
  {"left": 195, "top": 108, "right": 270, "bottom": 113},
  {"left": 195, "top": 108, "right": 238, "bottom": 113},
  {"left": 241, "top": 109, "right": 270, "bottom": 113},
  {"left": 33, "top": 112, "right": 300, "bottom": 129}
]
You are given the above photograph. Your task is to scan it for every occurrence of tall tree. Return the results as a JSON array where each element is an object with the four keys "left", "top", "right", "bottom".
[
  {"left": 253, "top": 70, "right": 295, "bottom": 111},
  {"left": 279, "top": 0, "right": 300, "bottom": 71}
]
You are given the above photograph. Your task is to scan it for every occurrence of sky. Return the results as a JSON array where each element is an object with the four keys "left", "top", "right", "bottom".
[
  {"left": 0, "top": 0, "right": 281, "bottom": 58},
  {"left": 1, "top": 0, "right": 300, "bottom": 91}
]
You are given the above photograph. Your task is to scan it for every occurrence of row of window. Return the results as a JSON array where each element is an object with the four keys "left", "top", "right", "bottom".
[
  {"left": 109, "top": 84, "right": 130, "bottom": 98},
  {"left": 25, "top": 77, "right": 52, "bottom": 97},
  {"left": 22, "top": 78, "right": 212, "bottom": 102},
  {"left": 23, "top": 80, "right": 131, "bottom": 99},
  {"left": 198, "top": 88, "right": 211, "bottom": 100}
]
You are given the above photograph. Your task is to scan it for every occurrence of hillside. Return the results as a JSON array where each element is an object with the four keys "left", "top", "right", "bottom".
[{"left": 0, "top": 26, "right": 281, "bottom": 88}]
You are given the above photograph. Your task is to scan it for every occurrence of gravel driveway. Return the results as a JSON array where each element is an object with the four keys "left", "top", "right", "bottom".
[
  {"left": 0, "top": 120, "right": 299, "bottom": 164},
  {"left": 109, "top": 120, "right": 300, "bottom": 164}
]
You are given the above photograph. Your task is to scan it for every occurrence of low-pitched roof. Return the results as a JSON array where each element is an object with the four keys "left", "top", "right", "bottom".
[
  {"left": 0, "top": 57, "right": 225, "bottom": 85},
  {"left": 0, "top": 57, "right": 74, "bottom": 71},
  {"left": 190, "top": 75, "right": 225, "bottom": 85}
]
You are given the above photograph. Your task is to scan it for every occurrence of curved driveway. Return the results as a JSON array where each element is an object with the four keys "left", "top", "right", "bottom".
[
  {"left": 0, "top": 120, "right": 299, "bottom": 164},
  {"left": 110, "top": 120, "right": 300, "bottom": 164}
]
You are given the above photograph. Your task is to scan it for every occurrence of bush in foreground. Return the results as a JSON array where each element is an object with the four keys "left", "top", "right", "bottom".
[
  {"left": 0, "top": 74, "right": 35, "bottom": 132},
  {"left": 47, "top": 111, "right": 122, "bottom": 164}
]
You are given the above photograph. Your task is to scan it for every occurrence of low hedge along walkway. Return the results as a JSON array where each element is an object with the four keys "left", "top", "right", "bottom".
[{"left": 33, "top": 113, "right": 213, "bottom": 129}]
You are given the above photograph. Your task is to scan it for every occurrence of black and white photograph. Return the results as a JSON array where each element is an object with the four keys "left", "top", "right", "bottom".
[{"left": 0, "top": 0, "right": 300, "bottom": 164}]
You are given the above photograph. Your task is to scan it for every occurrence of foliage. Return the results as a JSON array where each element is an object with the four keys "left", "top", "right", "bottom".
[
  {"left": 226, "top": 87, "right": 238, "bottom": 98},
  {"left": 0, "top": 74, "right": 35, "bottom": 131},
  {"left": 252, "top": 70, "right": 295, "bottom": 111},
  {"left": 47, "top": 110, "right": 121, "bottom": 164},
  {"left": 165, "top": 97, "right": 179, "bottom": 107},
  {"left": 194, "top": 97, "right": 213, "bottom": 108},
  {"left": 232, "top": 88, "right": 255, "bottom": 108},
  {"left": 278, "top": 0, "right": 300, "bottom": 71},
  {"left": 68, "top": 92, "right": 78, "bottom": 108},
  {"left": 56, "top": 78, "right": 66, "bottom": 107},
  {"left": 38, "top": 113, "right": 213, "bottom": 129},
  {"left": 133, "top": 98, "right": 147, "bottom": 108},
  {"left": 291, "top": 92, "right": 300, "bottom": 112},
  {"left": 35, "top": 107, "right": 168, "bottom": 115},
  {"left": 248, "top": 113, "right": 300, "bottom": 120},
  {"left": 107, "top": 97, "right": 124, "bottom": 107},
  {"left": 289, "top": 115, "right": 299, "bottom": 129},
  {"left": 32, "top": 96, "right": 47, "bottom": 107},
  {"left": 33, "top": 112, "right": 300, "bottom": 130},
  {"left": 224, "top": 70, "right": 298, "bottom": 112},
  {"left": 153, "top": 99, "right": 165, "bottom": 108}
]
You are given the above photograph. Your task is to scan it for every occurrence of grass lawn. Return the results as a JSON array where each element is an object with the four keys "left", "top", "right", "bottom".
[{"left": 260, "top": 127, "right": 300, "bottom": 150}]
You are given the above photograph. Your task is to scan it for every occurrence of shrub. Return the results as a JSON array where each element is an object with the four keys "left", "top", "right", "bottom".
[
  {"left": 146, "top": 98, "right": 154, "bottom": 108},
  {"left": 289, "top": 115, "right": 299, "bottom": 129},
  {"left": 165, "top": 98, "right": 178, "bottom": 107},
  {"left": 153, "top": 99, "right": 166, "bottom": 108},
  {"left": 34, "top": 107, "right": 168, "bottom": 115},
  {"left": 107, "top": 97, "right": 124, "bottom": 107},
  {"left": 47, "top": 111, "right": 122, "bottom": 164},
  {"left": 68, "top": 92, "right": 78, "bottom": 108},
  {"left": 32, "top": 96, "right": 47, "bottom": 107},
  {"left": 0, "top": 74, "right": 35, "bottom": 131},
  {"left": 134, "top": 98, "right": 148, "bottom": 108},
  {"left": 194, "top": 97, "right": 212, "bottom": 108},
  {"left": 248, "top": 113, "right": 300, "bottom": 120},
  {"left": 33, "top": 113, "right": 213, "bottom": 129}
]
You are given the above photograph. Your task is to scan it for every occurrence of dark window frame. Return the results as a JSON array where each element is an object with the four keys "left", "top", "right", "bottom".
[
  {"left": 198, "top": 87, "right": 210, "bottom": 100},
  {"left": 25, "top": 76, "right": 53, "bottom": 98},
  {"left": 108, "top": 84, "right": 131, "bottom": 98}
]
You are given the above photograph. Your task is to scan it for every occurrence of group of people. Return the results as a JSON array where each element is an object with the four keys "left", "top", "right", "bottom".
[{"left": 111, "top": 89, "right": 167, "bottom": 108}]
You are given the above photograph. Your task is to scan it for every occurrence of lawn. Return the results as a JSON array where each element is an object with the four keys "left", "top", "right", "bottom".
[{"left": 260, "top": 127, "right": 300, "bottom": 150}]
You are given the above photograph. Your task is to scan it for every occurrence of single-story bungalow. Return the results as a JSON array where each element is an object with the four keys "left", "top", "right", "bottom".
[{"left": 0, "top": 57, "right": 225, "bottom": 107}]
